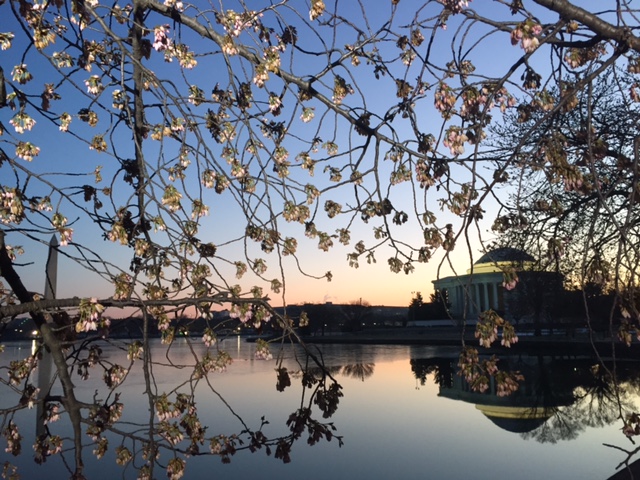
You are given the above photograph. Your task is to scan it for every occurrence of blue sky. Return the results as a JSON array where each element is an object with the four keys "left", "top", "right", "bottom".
[{"left": 0, "top": 0, "right": 597, "bottom": 309}]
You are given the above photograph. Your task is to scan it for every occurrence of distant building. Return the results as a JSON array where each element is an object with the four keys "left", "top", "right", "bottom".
[
  {"left": 432, "top": 354, "right": 577, "bottom": 435},
  {"left": 432, "top": 247, "right": 563, "bottom": 323}
]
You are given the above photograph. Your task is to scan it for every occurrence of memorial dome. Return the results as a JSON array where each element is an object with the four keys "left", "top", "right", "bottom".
[{"left": 475, "top": 247, "right": 535, "bottom": 265}]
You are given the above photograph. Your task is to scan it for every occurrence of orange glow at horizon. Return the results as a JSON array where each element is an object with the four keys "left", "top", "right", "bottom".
[{"left": 272, "top": 248, "right": 475, "bottom": 307}]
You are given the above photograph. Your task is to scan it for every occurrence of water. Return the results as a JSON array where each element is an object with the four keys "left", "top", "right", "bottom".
[{"left": 1, "top": 338, "right": 637, "bottom": 479}]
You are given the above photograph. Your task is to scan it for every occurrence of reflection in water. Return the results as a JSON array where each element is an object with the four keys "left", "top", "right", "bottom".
[
  {"left": 411, "top": 353, "right": 640, "bottom": 445},
  {"left": 4, "top": 340, "right": 640, "bottom": 479},
  {"left": 340, "top": 363, "right": 375, "bottom": 381}
]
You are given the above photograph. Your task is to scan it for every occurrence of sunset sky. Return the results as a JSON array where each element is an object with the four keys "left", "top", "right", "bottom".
[{"left": 1, "top": 0, "right": 547, "bottom": 312}]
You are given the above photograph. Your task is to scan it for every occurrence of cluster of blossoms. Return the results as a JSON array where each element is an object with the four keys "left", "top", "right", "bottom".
[
  {"left": 155, "top": 394, "right": 181, "bottom": 422},
  {"left": 1, "top": 188, "right": 25, "bottom": 224},
  {"left": 92, "top": 437, "right": 108, "bottom": 460},
  {"left": 623, "top": 413, "right": 640, "bottom": 437},
  {"left": 494, "top": 370, "right": 524, "bottom": 396},
  {"left": 162, "top": 185, "right": 183, "bottom": 212},
  {"left": 234, "top": 261, "right": 247, "bottom": 279},
  {"left": 86, "top": 400, "right": 124, "bottom": 447},
  {"left": 8, "top": 356, "right": 37, "bottom": 386},
  {"left": 502, "top": 267, "right": 519, "bottom": 291},
  {"left": 190, "top": 199, "right": 209, "bottom": 219},
  {"left": 30, "top": 195, "right": 53, "bottom": 213},
  {"left": 438, "top": 0, "right": 471, "bottom": 13},
  {"left": 415, "top": 160, "right": 436, "bottom": 189},
  {"left": 115, "top": 446, "right": 132, "bottom": 466},
  {"left": 443, "top": 126, "right": 468, "bottom": 156},
  {"left": 58, "top": 112, "right": 72, "bottom": 131},
  {"left": 460, "top": 85, "right": 515, "bottom": 122},
  {"left": 33, "top": 435, "right": 63, "bottom": 464},
  {"left": 273, "top": 146, "right": 290, "bottom": 178},
  {"left": 323, "top": 141, "right": 339, "bottom": 156},
  {"left": 11, "top": 64, "right": 32, "bottom": 84},
  {"left": 565, "top": 44, "right": 606, "bottom": 69},
  {"left": 76, "top": 297, "right": 107, "bottom": 332},
  {"left": 263, "top": 46, "right": 282, "bottom": 73},
  {"left": 158, "top": 421, "right": 185, "bottom": 446},
  {"left": 282, "top": 236, "right": 298, "bottom": 256},
  {"left": 283, "top": 201, "right": 310, "bottom": 223},
  {"left": 475, "top": 309, "right": 518, "bottom": 348},
  {"left": 150, "top": 25, "right": 196, "bottom": 68},
  {"left": 44, "top": 403, "right": 61, "bottom": 424},
  {"left": 254, "top": 339, "right": 273, "bottom": 361},
  {"left": 77, "top": 347, "right": 100, "bottom": 381},
  {"left": 78, "top": 108, "right": 98, "bottom": 126},
  {"left": 89, "top": 134, "right": 107, "bottom": 152},
  {"left": 300, "top": 107, "right": 315, "bottom": 123},
  {"left": 229, "top": 159, "right": 247, "bottom": 179},
  {"left": 253, "top": 63, "right": 269, "bottom": 87},
  {"left": 252, "top": 258, "right": 268, "bottom": 275},
  {"left": 15, "top": 141, "right": 40, "bottom": 161},
  {"left": 475, "top": 316, "right": 502, "bottom": 348},
  {"left": 52, "top": 51, "right": 73, "bottom": 69},
  {"left": 127, "top": 341, "right": 144, "bottom": 360},
  {"left": 337, "top": 228, "right": 350, "bottom": 246},
  {"left": 113, "top": 273, "right": 133, "bottom": 300},
  {"left": 188, "top": 85, "right": 205, "bottom": 105},
  {"left": 52, "top": 212, "right": 72, "bottom": 246},
  {"left": 201, "top": 327, "right": 216, "bottom": 347},
  {"left": 297, "top": 152, "right": 316, "bottom": 174},
  {"left": 324, "top": 200, "right": 342, "bottom": 219},
  {"left": 458, "top": 348, "right": 488, "bottom": 392},
  {"left": 389, "top": 163, "right": 411, "bottom": 185},
  {"left": 111, "top": 89, "right": 129, "bottom": 110},
  {"left": 84, "top": 75, "right": 103, "bottom": 95},
  {"left": 511, "top": 20, "right": 542, "bottom": 53},
  {"left": 173, "top": 43, "right": 197, "bottom": 69},
  {"left": 108, "top": 402, "right": 124, "bottom": 424},
  {"left": 332, "top": 75, "right": 353, "bottom": 105},
  {"left": 458, "top": 349, "right": 522, "bottom": 395},
  {"left": 0, "top": 32, "right": 14, "bottom": 50},
  {"left": 3, "top": 244, "right": 24, "bottom": 262},
  {"left": 201, "top": 169, "right": 218, "bottom": 188},
  {"left": 434, "top": 82, "right": 457, "bottom": 119},
  {"left": 167, "top": 458, "right": 186, "bottom": 480},
  {"left": 218, "top": 9, "right": 260, "bottom": 37},
  {"left": 104, "top": 364, "right": 127, "bottom": 388},
  {"left": 153, "top": 24, "right": 172, "bottom": 51},
  {"left": 317, "top": 232, "right": 334, "bottom": 252},
  {"left": 229, "top": 303, "right": 253, "bottom": 323},
  {"left": 21, "top": 384, "right": 40, "bottom": 409},
  {"left": 10, "top": 111, "right": 36, "bottom": 133},
  {"left": 560, "top": 167, "right": 586, "bottom": 192},
  {"left": 155, "top": 394, "right": 185, "bottom": 422},
  {"left": 163, "top": 0, "right": 184, "bottom": 11},
  {"left": 3, "top": 421, "right": 22, "bottom": 456},
  {"left": 309, "top": 0, "right": 325, "bottom": 20},
  {"left": 194, "top": 351, "right": 233, "bottom": 378}
]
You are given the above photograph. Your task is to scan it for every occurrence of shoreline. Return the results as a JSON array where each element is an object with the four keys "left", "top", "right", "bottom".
[{"left": 297, "top": 326, "right": 636, "bottom": 356}]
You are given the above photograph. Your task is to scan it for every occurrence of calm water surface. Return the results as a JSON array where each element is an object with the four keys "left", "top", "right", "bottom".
[{"left": 1, "top": 338, "right": 637, "bottom": 479}]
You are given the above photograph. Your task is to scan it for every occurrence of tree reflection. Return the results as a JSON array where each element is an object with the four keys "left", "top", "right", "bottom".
[
  {"left": 0, "top": 334, "right": 344, "bottom": 478},
  {"left": 341, "top": 363, "right": 376, "bottom": 382},
  {"left": 411, "top": 352, "right": 640, "bottom": 448},
  {"left": 523, "top": 361, "right": 640, "bottom": 444},
  {"left": 410, "top": 357, "right": 454, "bottom": 389}
]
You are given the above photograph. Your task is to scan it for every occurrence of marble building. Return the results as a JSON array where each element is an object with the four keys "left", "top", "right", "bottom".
[{"left": 432, "top": 247, "right": 563, "bottom": 322}]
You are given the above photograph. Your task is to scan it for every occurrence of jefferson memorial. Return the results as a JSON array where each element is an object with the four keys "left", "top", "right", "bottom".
[{"left": 432, "top": 247, "right": 563, "bottom": 322}]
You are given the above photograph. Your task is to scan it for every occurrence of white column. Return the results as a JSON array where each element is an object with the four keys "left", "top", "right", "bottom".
[{"left": 483, "top": 282, "right": 490, "bottom": 312}]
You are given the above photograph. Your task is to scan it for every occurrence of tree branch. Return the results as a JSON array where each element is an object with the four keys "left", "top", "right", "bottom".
[{"left": 533, "top": 0, "right": 640, "bottom": 52}]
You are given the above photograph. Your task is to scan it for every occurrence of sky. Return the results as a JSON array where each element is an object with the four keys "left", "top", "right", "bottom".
[{"left": 0, "top": 0, "right": 586, "bottom": 311}]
